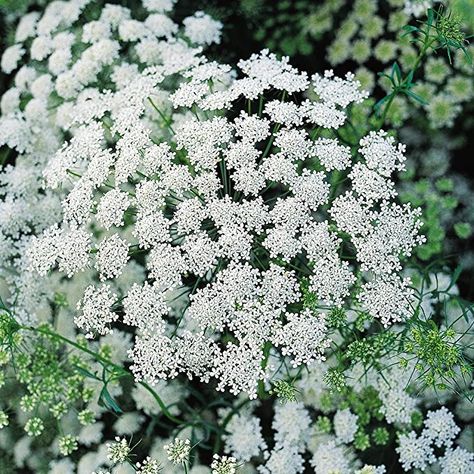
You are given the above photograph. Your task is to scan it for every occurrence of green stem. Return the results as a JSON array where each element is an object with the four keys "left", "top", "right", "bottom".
[
  {"left": 258, "top": 95, "right": 264, "bottom": 116},
  {"left": 66, "top": 169, "right": 118, "bottom": 193},
  {"left": 220, "top": 157, "right": 229, "bottom": 196},
  {"left": 257, "top": 340, "right": 272, "bottom": 399},
  {"left": 377, "top": 33, "right": 436, "bottom": 128},
  {"left": 411, "top": 37, "right": 437, "bottom": 74},
  {"left": 148, "top": 97, "right": 175, "bottom": 134},
  {"left": 378, "top": 93, "right": 396, "bottom": 129},
  {"left": 262, "top": 123, "right": 281, "bottom": 159}
]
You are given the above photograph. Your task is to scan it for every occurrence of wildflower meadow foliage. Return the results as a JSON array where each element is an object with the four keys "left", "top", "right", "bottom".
[{"left": 0, "top": 1, "right": 473, "bottom": 473}]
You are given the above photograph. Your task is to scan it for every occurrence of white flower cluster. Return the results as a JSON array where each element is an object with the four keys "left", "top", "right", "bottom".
[
  {"left": 211, "top": 454, "right": 238, "bottom": 474},
  {"left": 404, "top": 0, "right": 432, "bottom": 18},
  {"left": 19, "top": 42, "right": 425, "bottom": 398},
  {"left": 396, "top": 407, "right": 471, "bottom": 472},
  {"left": 0, "top": 0, "right": 222, "bottom": 323},
  {"left": 222, "top": 406, "right": 267, "bottom": 462},
  {"left": 106, "top": 436, "right": 131, "bottom": 464},
  {"left": 333, "top": 408, "right": 359, "bottom": 444},
  {"left": 163, "top": 437, "right": 191, "bottom": 464},
  {"left": 378, "top": 374, "right": 418, "bottom": 425},
  {"left": 260, "top": 402, "right": 312, "bottom": 474},
  {"left": 310, "top": 439, "right": 352, "bottom": 474},
  {"left": 2, "top": 4, "right": 473, "bottom": 474}
]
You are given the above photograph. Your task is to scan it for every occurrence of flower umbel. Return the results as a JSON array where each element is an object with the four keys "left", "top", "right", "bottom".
[
  {"left": 211, "top": 454, "right": 238, "bottom": 474},
  {"left": 107, "top": 437, "right": 132, "bottom": 464},
  {"left": 164, "top": 438, "right": 191, "bottom": 465}
]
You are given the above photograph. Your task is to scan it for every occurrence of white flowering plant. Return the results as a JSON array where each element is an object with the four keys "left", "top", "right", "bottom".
[
  {"left": 22, "top": 48, "right": 428, "bottom": 400},
  {"left": 238, "top": 0, "right": 473, "bottom": 129},
  {"left": 0, "top": 0, "right": 473, "bottom": 473},
  {"left": 234, "top": 0, "right": 474, "bottom": 268}
]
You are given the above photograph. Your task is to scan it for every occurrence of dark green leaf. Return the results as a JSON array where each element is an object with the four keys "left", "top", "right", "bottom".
[
  {"left": 405, "top": 90, "right": 428, "bottom": 105},
  {"left": 391, "top": 62, "right": 402, "bottom": 85},
  {"left": 374, "top": 94, "right": 392, "bottom": 111},
  {"left": 446, "top": 265, "right": 463, "bottom": 292},
  {"left": 402, "top": 25, "right": 419, "bottom": 34},
  {"left": 74, "top": 365, "right": 100, "bottom": 380},
  {"left": 99, "top": 386, "right": 123, "bottom": 414},
  {"left": 427, "top": 8, "right": 434, "bottom": 27}
]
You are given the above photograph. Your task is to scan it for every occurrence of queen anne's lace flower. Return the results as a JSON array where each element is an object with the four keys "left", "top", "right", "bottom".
[
  {"left": 310, "top": 440, "right": 351, "bottom": 474},
  {"left": 1, "top": 44, "right": 25, "bottom": 74},
  {"left": 259, "top": 445, "right": 305, "bottom": 474},
  {"left": 163, "top": 438, "right": 191, "bottom": 464},
  {"left": 358, "top": 275, "right": 415, "bottom": 327},
  {"left": 272, "top": 402, "right": 312, "bottom": 450},
  {"left": 211, "top": 454, "right": 238, "bottom": 474},
  {"left": 396, "top": 431, "right": 436, "bottom": 471},
  {"left": 378, "top": 374, "right": 418, "bottom": 425},
  {"left": 96, "top": 190, "right": 130, "bottom": 230},
  {"left": 5, "top": 1, "right": 423, "bottom": 398},
  {"left": 95, "top": 234, "right": 130, "bottom": 281},
  {"left": 223, "top": 409, "right": 267, "bottom": 462},
  {"left": 183, "top": 11, "right": 222, "bottom": 45},
  {"left": 0, "top": 0, "right": 222, "bottom": 328},
  {"left": 439, "top": 447, "right": 474, "bottom": 474},
  {"left": 421, "top": 407, "right": 460, "bottom": 448},
  {"left": 135, "top": 457, "right": 162, "bottom": 474},
  {"left": 75, "top": 284, "right": 118, "bottom": 339},
  {"left": 107, "top": 437, "right": 131, "bottom": 464},
  {"left": 334, "top": 408, "right": 359, "bottom": 444},
  {"left": 273, "top": 309, "right": 330, "bottom": 367}
]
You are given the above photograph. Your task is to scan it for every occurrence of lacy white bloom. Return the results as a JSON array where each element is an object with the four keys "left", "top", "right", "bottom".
[
  {"left": 272, "top": 309, "right": 330, "bottom": 367},
  {"left": 136, "top": 457, "right": 162, "bottom": 474},
  {"left": 258, "top": 445, "right": 305, "bottom": 474},
  {"left": 0, "top": 0, "right": 220, "bottom": 324},
  {"left": 1, "top": 44, "right": 25, "bottom": 74},
  {"left": 13, "top": 18, "right": 422, "bottom": 398},
  {"left": 358, "top": 276, "right": 415, "bottom": 327},
  {"left": 183, "top": 11, "right": 222, "bottom": 45},
  {"left": 439, "top": 447, "right": 474, "bottom": 474},
  {"left": 313, "top": 138, "right": 352, "bottom": 171},
  {"left": 96, "top": 190, "right": 131, "bottom": 230},
  {"left": 404, "top": 0, "right": 432, "bottom": 17},
  {"left": 107, "top": 437, "right": 131, "bottom": 464},
  {"left": 310, "top": 440, "right": 351, "bottom": 474},
  {"left": 421, "top": 407, "right": 460, "bottom": 448},
  {"left": 26, "top": 225, "right": 91, "bottom": 277},
  {"left": 211, "top": 454, "right": 238, "bottom": 474},
  {"left": 123, "top": 282, "right": 168, "bottom": 330},
  {"left": 378, "top": 384, "right": 417, "bottom": 425},
  {"left": 78, "top": 422, "right": 104, "bottom": 447},
  {"left": 358, "top": 130, "right": 406, "bottom": 177},
  {"left": 312, "top": 70, "right": 368, "bottom": 107},
  {"left": 272, "top": 402, "right": 312, "bottom": 450},
  {"left": 75, "top": 284, "right": 118, "bottom": 338},
  {"left": 223, "top": 410, "right": 267, "bottom": 462},
  {"left": 164, "top": 438, "right": 191, "bottom": 464},
  {"left": 96, "top": 234, "right": 130, "bottom": 281},
  {"left": 129, "top": 330, "right": 178, "bottom": 383},
  {"left": 113, "top": 412, "right": 145, "bottom": 436},
  {"left": 397, "top": 430, "right": 436, "bottom": 471},
  {"left": 334, "top": 408, "right": 359, "bottom": 444},
  {"left": 356, "top": 466, "right": 386, "bottom": 474}
]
